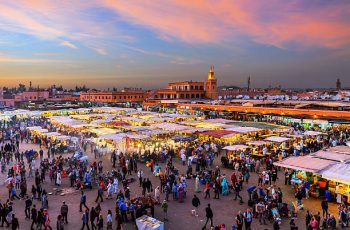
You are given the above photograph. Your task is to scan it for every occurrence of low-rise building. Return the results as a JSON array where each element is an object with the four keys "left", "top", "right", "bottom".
[
  {"left": 80, "top": 89, "right": 147, "bottom": 103},
  {"left": 152, "top": 67, "right": 218, "bottom": 100}
]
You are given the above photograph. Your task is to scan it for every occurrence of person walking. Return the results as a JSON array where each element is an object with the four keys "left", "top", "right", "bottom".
[
  {"left": 11, "top": 214, "right": 19, "bottom": 230},
  {"left": 155, "top": 186, "right": 161, "bottom": 203},
  {"left": 80, "top": 191, "right": 89, "bottom": 212},
  {"left": 97, "top": 214, "right": 103, "bottom": 230},
  {"left": 161, "top": 200, "right": 169, "bottom": 221},
  {"left": 81, "top": 209, "right": 90, "bottom": 230},
  {"left": 56, "top": 171, "right": 62, "bottom": 186},
  {"left": 202, "top": 204, "right": 213, "bottom": 230},
  {"left": 236, "top": 211, "right": 244, "bottom": 230},
  {"left": 43, "top": 209, "right": 53, "bottom": 230},
  {"left": 192, "top": 195, "right": 201, "bottom": 217},
  {"left": 30, "top": 205, "right": 38, "bottom": 230},
  {"left": 243, "top": 208, "right": 253, "bottom": 230},
  {"left": 60, "top": 201, "right": 69, "bottom": 224},
  {"left": 321, "top": 198, "right": 328, "bottom": 218},
  {"left": 90, "top": 207, "right": 97, "bottom": 230},
  {"left": 25, "top": 196, "right": 33, "bottom": 219},
  {"left": 57, "top": 215, "right": 64, "bottom": 230},
  {"left": 137, "top": 170, "right": 144, "bottom": 187},
  {"left": 256, "top": 200, "right": 266, "bottom": 225},
  {"left": 234, "top": 182, "right": 243, "bottom": 203},
  {"left": 106, "top": 210, "right": 113, "bottom": 230},
  {"left": 204, "top": 182, "right": 210, "bottom": 199},
  {"left": 95, "top": 185, "right": 104, "bottom": 203}
]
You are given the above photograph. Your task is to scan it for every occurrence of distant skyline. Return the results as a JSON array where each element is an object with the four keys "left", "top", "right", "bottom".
[{"left": 0, "top": 1, "right": 349, "bottom": 89}]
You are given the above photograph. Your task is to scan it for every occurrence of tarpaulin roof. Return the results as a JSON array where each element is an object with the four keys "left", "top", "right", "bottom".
[
  {"left": 109, "top": 121, "right": 129, "bottom": 126},
  {"left": 273, "top": 156, "right": 335, "bottom": 173},
  {"left": 303, "top": 130, "right": 324, "bottom": 136},
  {"left": 206, "top": 118, "right": 234, "bottom": 124},
  {"left": 99, "top": 133, "right": 148, "bottom": 141},
  {"left": 225, "top": 126, "right": 262, "bottom": 134},
  {"left": 321, "top": 164, "right": 350, "bottom": 185},
  {"left": 329, "top": 146, "right": 350, "bottom": 155},
  {"left": 199, "top": 130, "right": 236, "bottom": 138},
  {"left": 223, "top": 145, "right": 249, "bottom": 151},
  {"left": 247, "top": 141, "right": 268, "bottom": 146},
  {"left": 151, "top": 123, "right": 190, "bottom": 131},
  {"left": 265, "top": 136, "right": 290, "bottom": 143},
  {"left": 311, "top": 150, "right": 350, "bottom": 162}
]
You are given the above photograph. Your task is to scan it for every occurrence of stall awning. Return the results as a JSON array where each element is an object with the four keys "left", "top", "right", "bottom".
[
  {"left": 329, "top": 146, "right": 350, "bottom": 155},
  {"left": 45, "top": 132, "right": 61, "bottom": 137},
  {"left": 99, "top": 133, "right": 148, "bottom": 141},
  {"left": 303, "top": 130, "right": 324, "bottom": 136},
  {"left": 247, "top": 141, "right": 268, "bottom": 146},
  {"left": 311, "top": 150, "right": 350, "bottom": 162},
  {"left": 273, "top": 156, "right": 335, "bottom": 173},
  {"left": 321, "top": 164, "right": 350, "bottom": 185},
  {"left": 151, "top": 123, "right": 190, "bottom": 131},
  {"left": 223, "top": 145, "right": 249, "bottom": 151},
  {"left": 199, "top": 130, "right": 236, "bottom": 138},
  {"left": 265, "top": 136, "right": 290, "bottom": 143},
  {"left": 225, "top": 126, "right": 262, "bottom": 134},
  {"left": 206, "top": 118, "right": 233, "bottom": 124}
]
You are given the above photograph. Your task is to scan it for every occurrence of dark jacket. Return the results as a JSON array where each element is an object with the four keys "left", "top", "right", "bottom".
[
  {"left": 192, "top": 197, "right": 200, "bottom": 207},
  {"left": 205, "top": 207, "right": 213, "bottom": 218}
]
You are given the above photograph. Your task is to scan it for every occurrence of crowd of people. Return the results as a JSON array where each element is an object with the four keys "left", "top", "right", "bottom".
[{"left": 0, "top": 115, "right": 349, "bottom": 230}]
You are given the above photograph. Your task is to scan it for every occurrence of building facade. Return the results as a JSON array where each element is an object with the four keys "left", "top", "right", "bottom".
[
  {"left": 20, "top": 91, "right": 50, "bottom": 101},
  {"left": 153, "top": 67, "right": 218, "bottom": 100},
  {"left": 154, "top": 81, "right": 205, "bottom": 100},
  {"left": 80, "top": 89, "right": 147, "bottom": 103}
]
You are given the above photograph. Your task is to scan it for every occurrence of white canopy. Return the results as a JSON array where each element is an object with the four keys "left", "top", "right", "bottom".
[
  {"left": 120, "top": 117, "right": 145, "bottom": 123},
  {"left": 151, "top": 123, "right": 190, "bottom": 131},
  {"left": 225, "top": 126, "right": 262, "bottom": 134},
  {"left": 273, "top": 156, "right": 335, "bottom": 173},
  {"left": 329, "top": 146, "right": 350, "bottom": 155},
  {"left": 303, "top": 130, "right": 323, "bottom": 136},
  {"left": 56, "top": 135, "right": 71, "bottom": 141},
  {"left": 265, "top": 136, "right": 290, "bottom": 143},
  {"left": 45, "top": 132, "right": 61, "bottom": 137},
  {"left": 322, "top": 164, "right": 350, "bottom": 185},
  {"left": 100, "top": 133, "right": 148, "bottom": 141},
  {"left": 27, "top": 126, "right": 43, "bottom": 131},
  {"left": 247, "top": 141, "right": 268, "bottom": 146},
  {"left": 206, "top": 119, "right": 233, "bottom": 124},
  {"left": 181, "top": 128, "right": 211, "bottom": 134},
  {"left": 50, "top": 116, "right": 88, "bottom": 127},
  {"left": 223, "top": 145, "right": 249, "bottom": 151},
  {"left": 312, "top": 150, "right": 350, "bottom": 162},
  {"left": 123, "top": 126, "right": 150, "bottom": 132}
]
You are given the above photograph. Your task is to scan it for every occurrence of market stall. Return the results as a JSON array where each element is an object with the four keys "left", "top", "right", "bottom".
[
  {"left": 274, "top": 156, "right": 336, "bottom": 198},
  {"left": 311, "top": 150, "right": 350, "bottom": 163},
  {"left": 265, "top": 136, "right": 290, "bottom": 143},
  {"left": 321, "top": 164, "right": 350, "bottom": 203},
  {"left": 136, "top": 215, "right": 164, "bottom": 230}
]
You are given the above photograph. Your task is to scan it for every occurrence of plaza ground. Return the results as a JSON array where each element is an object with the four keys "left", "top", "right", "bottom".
[{"left": 1, "top": 142, "right": 340, "bottom": 230}]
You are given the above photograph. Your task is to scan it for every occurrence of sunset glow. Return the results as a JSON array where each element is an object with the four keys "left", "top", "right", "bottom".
[{"left": 0, "top": 1, "right": 349, "bottom": 88}]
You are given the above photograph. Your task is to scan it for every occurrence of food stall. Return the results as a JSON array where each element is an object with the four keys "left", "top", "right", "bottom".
[
  {"left": 321, "top": 164, "right": 350, "bottom": 203},
  {"left": 274, "top": 156, "right": 336, "bottom": 197}
]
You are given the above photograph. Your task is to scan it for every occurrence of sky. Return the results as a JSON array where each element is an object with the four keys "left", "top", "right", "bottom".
[{"left": 0, "top": 0, "right": 350, "bottom": 89}]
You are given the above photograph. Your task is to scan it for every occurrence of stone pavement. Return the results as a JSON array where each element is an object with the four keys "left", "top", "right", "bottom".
[{"left": 0, "top": 143, "right": 340, "bottom": 230}]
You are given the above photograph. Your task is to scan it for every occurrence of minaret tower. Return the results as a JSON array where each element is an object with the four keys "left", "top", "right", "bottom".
[{"left": 205, "top": 66, "right": 218, "bottom": 99}]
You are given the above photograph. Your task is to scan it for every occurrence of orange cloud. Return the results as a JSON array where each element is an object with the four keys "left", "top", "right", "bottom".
[
  {"left": 102, "top": 0, "right": 350, "bottom": 49},
  {"left": 60, "top": 41, "right": 77, "bottom": 49}
]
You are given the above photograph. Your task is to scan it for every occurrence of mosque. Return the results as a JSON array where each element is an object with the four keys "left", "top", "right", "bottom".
[{"left": 154, "top": 66, "right": 218, "bottom": 100}]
